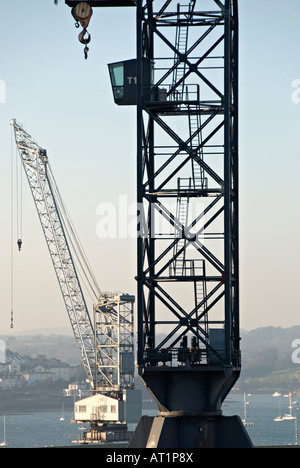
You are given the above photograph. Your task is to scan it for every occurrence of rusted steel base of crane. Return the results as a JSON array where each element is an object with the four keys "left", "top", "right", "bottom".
[{"left": 129, "top": 414, "right": 253, "bottom": 448}]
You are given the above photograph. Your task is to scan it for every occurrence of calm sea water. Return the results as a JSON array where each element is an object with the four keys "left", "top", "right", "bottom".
[
  {"left": 223, "top": 393, "right": 299, "bottom": 447},
  {"left": 0, "top": 394, "right": 299, "bottom": 447}
]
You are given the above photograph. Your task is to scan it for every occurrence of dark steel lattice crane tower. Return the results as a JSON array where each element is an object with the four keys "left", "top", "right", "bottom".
[{"left": 65, "top": 0, "right": 252, "bottom": 448}]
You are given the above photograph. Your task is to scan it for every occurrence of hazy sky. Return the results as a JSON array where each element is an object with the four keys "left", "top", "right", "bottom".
[{"left": 0, "top": 0, "right": 300, "bottom": 335}]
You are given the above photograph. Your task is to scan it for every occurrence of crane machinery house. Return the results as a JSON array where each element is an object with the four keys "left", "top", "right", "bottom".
[
  {"left": 75, "top": 394, "right": 124, "bottom": 423},
  {"left": 74, "top": 389, "right": 141, "bottom": 424}
]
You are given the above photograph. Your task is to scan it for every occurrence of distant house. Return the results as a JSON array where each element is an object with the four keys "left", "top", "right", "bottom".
[
  {"left": 22, "top": 370, "right": 53, "bottom": 386},
  {"left": 50, "top": 366, "right": 77, "bottom": 382},
  {"left": 0, "top": 363, "right": 9, "bottom": 375},
  {"left": 0, "top": 376, "right": 25, "bottom": 390},
  {"left": 9, "top": 361, "right": 21, "bottom": 374},
  {"left": 34, "top": 365, "right": 46, "bottom": 373}
]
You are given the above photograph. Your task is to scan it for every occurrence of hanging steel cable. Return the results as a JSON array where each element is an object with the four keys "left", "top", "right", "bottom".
[
  {"left": 10, "top": 127, "right": 14, "bottom": 328},
  {"left": 15, "top": 142, "right": 23, "bottom": 248}
]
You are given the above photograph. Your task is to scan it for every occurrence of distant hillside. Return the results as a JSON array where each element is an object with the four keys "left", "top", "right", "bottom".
[
  {"left": 2, "top": 325, "right": 300, "bottom": 364},
  {"left": 0, "top": 333, "right": 80, "bottom": 366},
  {"left": 239, "top": 326, "right": 300, "bottom": 392},
  {"left": 241, "top": 326, "right": 300, "bottom": 360},
  {"left": 2, "top": 325, "right": 300, "bottom": 392}
]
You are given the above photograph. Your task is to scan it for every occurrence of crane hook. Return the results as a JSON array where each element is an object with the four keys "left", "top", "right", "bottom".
[
  {"left": 17, "top": 239, "right": 22, "bottom": 251},
  {"left": 78, "top": 28, "right": 91, "bottom": 45},
  {"left": 78, "top": 29, "right": 91, "bottom": 59},
  {"left": 84, "top": 46, "right": 89, "bottom": 60}
]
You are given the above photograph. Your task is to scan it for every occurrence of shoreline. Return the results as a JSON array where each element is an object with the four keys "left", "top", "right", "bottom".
[{"left": 0, "top": 393, "right": 74, "bottom": 414}]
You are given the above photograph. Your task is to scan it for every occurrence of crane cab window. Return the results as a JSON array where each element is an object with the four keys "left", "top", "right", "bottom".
[{"left": 109, "top": 62, "right": 125, "bottom": 101}]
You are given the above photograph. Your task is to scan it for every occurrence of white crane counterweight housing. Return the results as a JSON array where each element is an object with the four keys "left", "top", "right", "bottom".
[{"left": 10, "top": 119, "right": 135, "bottom": 395}]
